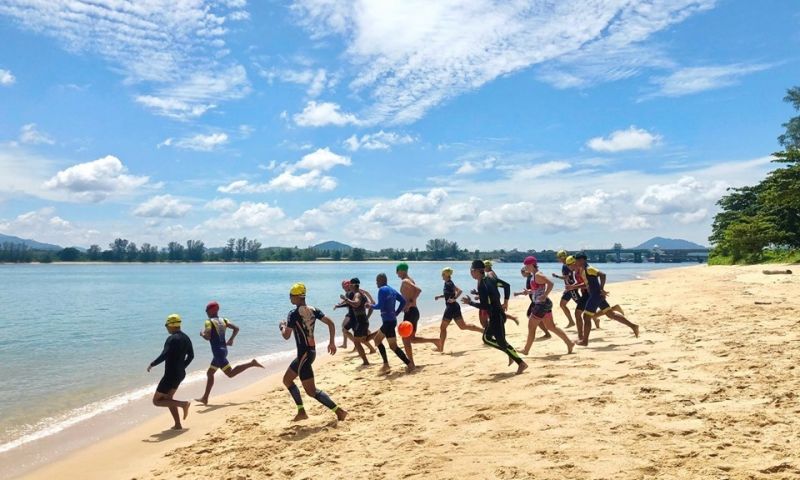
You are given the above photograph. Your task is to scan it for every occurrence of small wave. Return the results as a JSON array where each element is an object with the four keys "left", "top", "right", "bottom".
[{"left": 0, "top": 348, "right": 297, "bottom": 455}]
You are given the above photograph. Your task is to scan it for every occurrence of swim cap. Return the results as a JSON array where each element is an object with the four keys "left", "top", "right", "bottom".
[
  {"left": 341, "top": 280, "right": 350, "bottom": 289},
  {"left": 556, "top": 250, "right": 567, "bottom": 259},
  {"left": 396, "top": 262, "right": 409, "bottom": 272},
  {"left": 441, "top": 267, "right": 454, "bottom": 276},
  {"left": 290, "top": 283, "right": 306, "bottom": 296},
  {"left": 165, "top": 314, "right": 182, "bottom": 327},
  {"left": 483, "top": 260, "right": 493, "bottom": 268},
  {"left": 565, "top": 255, "right": 576, "bottom": 265},
  {"left": 523, "top": 256, "right": 537, "bottom": 266},
  {"left": 350, "top": 277, "right": 360, "bottom": 285},
  {"left": 575, "top": 253, "right": 587, "bottom": 261},
  {"left": 206, "top": 301, "right": 219, "bottom": 313},
  {"left": 471, "top": 260, "right": 485, "bottom": 270}
]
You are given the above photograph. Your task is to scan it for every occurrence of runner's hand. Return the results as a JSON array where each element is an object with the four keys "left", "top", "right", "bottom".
[
  {"left": 226, "top": 339, "right": 234, "bottom": 347},
  {"left": 328, "top": 343, "right": 337, "bottom": 355},
  {"left": 503, "top": 300, "right": 508, "bottom": 311},
  {"left": 147, "top": 365, "right": 152, "bottom": 372}
]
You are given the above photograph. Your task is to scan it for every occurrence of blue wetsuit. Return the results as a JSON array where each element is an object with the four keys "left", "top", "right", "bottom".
[{"left": 372, "top": 285, "right": 406, "bottom": 338}]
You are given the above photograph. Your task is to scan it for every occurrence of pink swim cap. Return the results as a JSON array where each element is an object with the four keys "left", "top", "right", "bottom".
[{"left": 523, "top": 256, "right": 538, "bottom": 266}]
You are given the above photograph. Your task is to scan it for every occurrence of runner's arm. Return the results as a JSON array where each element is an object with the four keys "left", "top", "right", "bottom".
[
  {"left": 226, "top": 320, "right": 239, "bottom": 346},
  {"left": 320, "top": 315, "right": 337, "bottom": 355},
  {"left": 184, "top": 339, "right": 194, "bottom": 367},
  {"left": 395, "top": 293, "right": 406, "bottom": 316}
]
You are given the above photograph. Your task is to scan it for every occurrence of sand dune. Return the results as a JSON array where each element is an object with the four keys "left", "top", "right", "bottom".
[{"left": 23, "top": 264, "right": 800, "bottom": 479}]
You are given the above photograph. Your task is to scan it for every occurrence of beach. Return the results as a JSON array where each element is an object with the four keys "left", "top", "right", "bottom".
[{"left": 18, "top": 263, "right": 800, "bottom": 479}]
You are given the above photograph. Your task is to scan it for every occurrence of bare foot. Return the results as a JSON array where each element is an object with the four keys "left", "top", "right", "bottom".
[
  {"left": 171, "top": 424, "right": 183, "bottom": 430},
  {"left": 252, "top": 359, "right": 264, "bottom": 368},
  {"left": 567, "top": 341, "right": 575, "bottom": 354},
  {"left": 577, "top": 340, "right": 588, "bottom": 347},
  {"left": 520, "top": 348, "right": 530, "bottom": 356},
  {"left": 516, "top": 361, "right": 528, "bottom": 375},
  {"left": 593, "top": 319, "right": 601, "bottom": 328},
  {"left": 566, "top": 322, "right": 575, "bottom": 328},
  {"left": 380, "top": 364, "right": 391, "bottom": 373},
  {"left": 181, "top": 401, "right": 191, "bottom": 420},
  {"left": 406, "top": 362, "right": 416, "bottom": 373},
  {"left": 632, "top": 325, "right": 640, "bottom": 338},
  {"left": 292, "top": 410, "right": 309, "bottom": 422},
  {"left": 335, "top": 408, "right": 348, "bottom": 421},
  {"left": 435, "top": 339, "right": 444, "bottom": 352},
  {"left": 195, "top": 397, "right": 208, "bottom": 406},
  {"left": 541, "top": 333, "right": 552, "bottom": 339},
  {"left": 368, "top": 348, "right": 377, "bottom": 354},
  {"left": 338, "top": 343, "right": 347, "bottom": 348}
]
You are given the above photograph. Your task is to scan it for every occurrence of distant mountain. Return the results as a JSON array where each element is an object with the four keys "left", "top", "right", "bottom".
[
  {"left": 312, "top": 240, "right": 352, "bottom": 252},
  {"left": 634, "top": 237, "right": 707, "bottom": 250},
  {"left": 0, "top": 233, "right": 62, "bottom": 251}
]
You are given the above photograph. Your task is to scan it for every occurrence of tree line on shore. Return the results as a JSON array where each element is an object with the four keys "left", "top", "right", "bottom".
[
  {"left": 709, "top": 86, "right": 800, "bottom": 264},
  {"left": 0, "top": 237, "right": 568, "bottom": 264}
]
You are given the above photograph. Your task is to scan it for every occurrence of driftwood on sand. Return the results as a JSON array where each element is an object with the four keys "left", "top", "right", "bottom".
[{"left": 762, "top": 269, "right": 792, "bottom": 275}]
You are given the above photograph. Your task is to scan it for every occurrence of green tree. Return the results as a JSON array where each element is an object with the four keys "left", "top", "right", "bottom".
[
  {"left": 350, "top": 247, "right": 365, "bottom": 261},
  {"left": 109, "top": 238, "right": 129, "bottom": 262},
  {"left": 723, "top": 216, "right": 781, "bottom": 263},
  {"left": 779, "top": 86, "right": 800, "bottom": 148},
  {"left": 246, "top": 239, "right": 262, "bottom": 262},
  {"left": 125, "top": 242, "right": 138, "bottom": 262},
  {"left": 186, "top": 240, "right": 205, "bottom": 262},
  {"left": 222, "top": 238, "right": 235, "bottom": 262},
  {"left": 87, "top": 244, "right": 101, "bottom": 261},
  {"left": 167, "top": 241, "right": 185, "bottom": 261},
  {"left": 139, "top": 243, "right": 158, "bottom": 262},
  {"left": 235, "top": 237, "right": 247, "bottom": 262},
  {"left": 332, "top": 250, "right": 342, "bottom": 261},
  {"left": 57, "top": 247, "right": 81, "bottom": 262}
]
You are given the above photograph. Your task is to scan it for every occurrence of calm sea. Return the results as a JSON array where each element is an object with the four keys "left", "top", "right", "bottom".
[{"left": 0, "top": 261, "right": 680, "bottom": 453}]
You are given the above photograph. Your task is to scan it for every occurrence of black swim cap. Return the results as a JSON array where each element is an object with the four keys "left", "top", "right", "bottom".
[
  {"left": 575, "top": 253, "right": 587, "bottom": 260},
  {"left": 471, "top": 259, "right": 485, "bottom": 270},
  {"left": 350, "top": 277, "right": 360, "bottom": 285}
]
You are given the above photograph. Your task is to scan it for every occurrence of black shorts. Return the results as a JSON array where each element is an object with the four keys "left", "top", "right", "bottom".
[
  {"left": 584, "top": 295, "right": 611, "bottom": 314},
  {"left": 404, "top": 307, "right": 420, "bottom": 333},
  {"left": 343, "top": 315, "right": 353, "bottom": 331},
  {"left": 289, "top": 348, "right": 317, "bottom": 381},
  {"left": 380, "top": 321, "right": 397, "bottom": 339},
  {"left": 443, "top": 303, "right": 462, "bottom": 321},
  {"left": 353, "top": 314, "right": 369, "bottom": 337},
  {"left": 157, "top": 371, "right": 186, "bottom": 394},
  {"left": 526, "top": 301, "right": 534, "bottom": 317},
  {"left": 576, "top": 292, "right": 588, "bottom": 311},
  {"left": 531, "top": 299, "right": 553, "bottom": 318},
  {"left": 561, "top": 290, "right": 577, "bottom": 303}
]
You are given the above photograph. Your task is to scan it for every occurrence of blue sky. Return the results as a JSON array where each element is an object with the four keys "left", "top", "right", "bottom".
[{"left": 0, "top": 0, "right": 798, "bottom": 250}]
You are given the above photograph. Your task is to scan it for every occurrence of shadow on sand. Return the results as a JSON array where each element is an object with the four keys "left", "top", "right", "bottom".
[{"left": 142, "top": 428, "right": 188, "bottom": 443}]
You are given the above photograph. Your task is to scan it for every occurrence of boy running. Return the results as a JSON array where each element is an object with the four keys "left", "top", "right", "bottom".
[
  {"left": 197, "top": 301, "right": 263, "bottom": 405},
  {"left": 147, "top": 314, "right": 193, "bottom": 430},
  {"left": 371, "top": 273, "right": 414, "bottom": 372},
  {"left": 280, "top": 283, "right": 347, "bottom": 421}
]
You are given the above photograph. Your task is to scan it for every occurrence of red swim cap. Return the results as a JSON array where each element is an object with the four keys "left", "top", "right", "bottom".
[
  {"left": 341, "top": 280, "right": 351, "bottom": 288},
  {"left": 206, "top": 301, "right": 220, "bottom": 313},
  {"left": 523, "top": 256, "right": 537, "bottom": 266}
]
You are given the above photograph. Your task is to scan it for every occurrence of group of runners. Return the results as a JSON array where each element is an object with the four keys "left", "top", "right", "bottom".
[{"left": 147, "top": 252, "right": 638, "bottom": 429}]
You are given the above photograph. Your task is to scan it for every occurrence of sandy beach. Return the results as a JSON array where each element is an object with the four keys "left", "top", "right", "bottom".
[{"left": 19, "top": 264, "right": 800, "bottom": 480}]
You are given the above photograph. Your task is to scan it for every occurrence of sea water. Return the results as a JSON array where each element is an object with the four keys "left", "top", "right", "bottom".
[{"left": 0, "top": 261, "right": 680, "bottom": 453}]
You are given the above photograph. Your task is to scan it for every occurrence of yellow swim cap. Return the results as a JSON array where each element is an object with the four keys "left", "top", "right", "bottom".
[
  {"left": 165, "top": 314, "right": 182, "bottom": 327},
  {"left": 556, "top": 250, "right": 567, "bottom": 259},
  {"left": 441, "top": 267, "right": 454, "bottom": 276},
  {"left": 290, "top": 282, "right": 306, "bottom": 296},
  {"left": 565, "top": 255, "right": 576, "bottom": 265},
  {"left": 483, "top": 260, "right": 493, "bottom": 268}
]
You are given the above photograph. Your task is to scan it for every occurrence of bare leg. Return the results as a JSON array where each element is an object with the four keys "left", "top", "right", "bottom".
[
  {"left": 605, "top": 311, "right": 639, "bottom": 337},
  {"left": 225, "top": 359, "right": 264, "bottom": 377},
  {"left": 541, "top": 315, "right": 575, "bottom": 354},
  {"left": 455, "top": 318, "right": 483, "bottom": 333},
  {"left": 340, "top": 318, "right": 350, "bottom": 348},
  {"left": 353, "top": 337, "right": 369, "bottom": 365},
  {"left": 575, "top": 309, "right": 585, "bottom": 342},
  {"left": 153, "top": 390, "right": 189, "bottom": 429},
  {"left": 578, "top": 312, "right": 593, "bottom": 346},
  {"left": 409, "top": 333, "right": 442, "bottom": 350},
  {"left": 560, "top": 299, "right": 575, "bottom": 328},
  {"left": 197, "top": 368, "right": 215, "bottom": 405},
  {"left": 439, "top": 320, "right": 449, "bottom": 352},
  {"left": 391, "top": 337, "right": 415, "bottom": 372},
  {"left": 521, "top": 315, "right": 539, "bottom": 355}
]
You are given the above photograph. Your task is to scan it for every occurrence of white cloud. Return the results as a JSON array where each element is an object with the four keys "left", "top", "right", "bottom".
[
  {"left": 293, "top": 198, "right": 358, "bottom": 233},
  {"left": 635, "top": 176, "right": 727, "bottom": 217},
  {"left": 19, "top": 123, "right": 54, "bottom": 145},
  {"left": 647, "top": 63, "right": 772, "bottom": 98},
  {"left": 293, "top": 101, "right": 360, "bottom": 127},
  {"left": 43, "top": 155, "right": 149, "bottom": 202},
  {"left": 0, "top": 68, "right": 15, "bottom": 86},
  {"left": 204, "top": 198, "right": 238, "bottom": 212},
  {"left": 0, "top": 207, "right": 100, "bottom": 246},
  {"left": 295, "top": 147, "right": 351, "bottom": 171},
  {"left": 344, "top": 130, "right": 416, "bottom": 151},
  {"left": 218, "top": 147, "right": 350, "bottom": 193},
  {"left": 587, "top": 126, "right": 661, "bottom": 153},
  {"left": 292, "top": 0, "right": 715, "bottom": 123},
  {"left": 0, "top": 1, "right": 250, "bottom": 119},
  {"left": 456, "top": 156, "right": 496, "bottom": 175},
  {"left": 159, "top": 132, "right": 229, "bottom": 151},
  {"left": 262, "top": 67, "right": 332, "bottom": 97},
  {"left": 211, "top": 201, "right": 286, "bottom": 230},
  {"left": 133, "top": 194, "right": 192, "bottom": 218}
]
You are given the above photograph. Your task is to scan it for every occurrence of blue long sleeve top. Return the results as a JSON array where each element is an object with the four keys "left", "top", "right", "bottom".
[{"left": 372, "top": 285, "right": 406, "bottom": 322}]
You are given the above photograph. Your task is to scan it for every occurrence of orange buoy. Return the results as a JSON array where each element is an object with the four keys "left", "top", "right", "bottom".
[{"left": 398, "top": 321, "right": 414, "bottom": 338}]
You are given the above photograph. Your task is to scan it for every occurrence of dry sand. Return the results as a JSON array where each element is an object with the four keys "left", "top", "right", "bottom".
[{"left": 22, "top": 264, "right": 800, "bottom": 479}]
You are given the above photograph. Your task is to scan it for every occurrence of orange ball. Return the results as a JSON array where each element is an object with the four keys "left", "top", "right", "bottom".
[{"left": 398, "top": 321, "right": 414, "bottom": 338}]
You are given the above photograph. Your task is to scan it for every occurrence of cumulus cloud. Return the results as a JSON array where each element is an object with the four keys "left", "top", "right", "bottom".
[
  {"left": 0, "top": 1, "right": 250, "bottom": 119},
  {"left": 43, "top": 155, "right": 149, "bottom": 202},
  {"left": 635, "top": 176, "right": 726, "bottom": 224},
  {"left": 262, "top": 67, "right": 333, "bottom": 97},
  {"left": 204, "top": 197, "right": 237, "bottom": 212},
  {"left": 646, "top": 63, "right": 772, "bottom": 99},
  {"left": 0, "top": 207, "right": 100, "bottom": 246},
  {"left": 292, "top": 0, "right": 715, "bottom": 123},
  {"left": 133, "top": 194, "right": 192, "bottom": 218},
  {"left": 587, "top": 127, "right": 661, "bottom": 153},
  {"left": 218, "top": 147, "right": 350, "bottom": 193},
  {"left": 159, "top": 132, "right": 229, "bottom": 151},
  {"left": 211, "top": 201, "right": 286, "bottom": 230},
  {"left": 293, "top": 197, "right": 358, "bottom": 233},
  {"left": 456, "top": 157, "right": 496, "bottom": 175},
  {"left": 0, "top": 68, "right": 15, "bottom": 86},
  {"left": 293, "top": 101, "right": 360, "bottom": 127},
  {"left": 19, "top": 123, "right": 54, "bottom": 145},
  {"left": 344, "top": 131, "right": 415, "bottom": 151}
]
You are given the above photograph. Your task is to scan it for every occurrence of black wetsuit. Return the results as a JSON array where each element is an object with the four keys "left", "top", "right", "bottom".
[
  {"left": 352, "top": 291, "right": 369, "bottom": 337},
  {"left": 469, "top": 275, "right": 523, "bottom": 365},
  {"left": 287, "top": 305, "right": 324, "bottom": 380},
  {"left": 442, "top": 280, "right": 462, "bottom": 321},
  {"left": 151, "top": 330, "right": 194, "bottom": 393}
]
